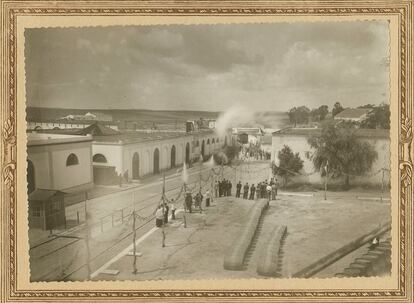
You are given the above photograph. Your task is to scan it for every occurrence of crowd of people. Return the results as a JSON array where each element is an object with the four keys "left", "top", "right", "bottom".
[
  {"left": 239, "top": 145, "right": 271, "bottom": 162},
  {"left": 236, "top": 177, "right": 279, "bottom": 201}
]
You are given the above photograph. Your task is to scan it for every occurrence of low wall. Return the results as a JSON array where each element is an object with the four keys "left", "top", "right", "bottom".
[
  {"left": 256, "top": 225, "right": 287, "bottom": 276},
  {"left": 223, "top": 199, "right": 269, "bottom": 271}
]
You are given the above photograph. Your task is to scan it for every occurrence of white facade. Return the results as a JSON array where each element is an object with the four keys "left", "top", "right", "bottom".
[
  {"left": 27, "top": 121, "right": 118, "bottom": 131},
  {"left": 271, "top": 130, "right": 390, "bottom": 186},
  {"left": 27, "top": 133, "right": 94, "bottom": 193}
]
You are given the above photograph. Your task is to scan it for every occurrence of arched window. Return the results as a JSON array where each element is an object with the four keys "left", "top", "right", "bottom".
[
  {"left": 66, "top": 153, "right": 79, "bottom": 166},
  {"left": 93, "top": 154, "right": 107, "bottom": 163},
  {"left": 34, "top": 126, "right": 42, "bottom": 131},
  {"left": 212, "top": 138, "right": 215, "bottom": 144},
  {"left": 207, "top": 139, "right": 210, "bottom": 145}
]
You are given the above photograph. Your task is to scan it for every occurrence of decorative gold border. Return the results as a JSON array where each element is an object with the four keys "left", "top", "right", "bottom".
[{"left": 1, "top": 0, "right": 413, "bottom": 301}]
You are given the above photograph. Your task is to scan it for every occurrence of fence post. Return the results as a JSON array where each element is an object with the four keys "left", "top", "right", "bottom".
[
  {"left": 77, "top": 211, "right": 80, "bottom": 224},
  {"left": 132, "top": 210, "right": 138, "bottom": 274}
]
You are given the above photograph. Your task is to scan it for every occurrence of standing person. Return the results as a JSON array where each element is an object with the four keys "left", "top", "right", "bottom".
[
  {"left": 185, "top": 192, "right": 192, "bottom": 213},
  {"left": 155, "top": 206, "right": 164, "bottom": 227},
  {"left": 218, "top": 180, "right": 223, "bottom": 197},
  {"left": 214, "top": 181, "right": 219, "bottom": 198},
  {"left": 249, "top": 184, "right": 256, "bottom": 200},
  {"left": 236, "top": 181, "right": 242, "bottom": 198},
  {"left": 256, "top": 183, "right": 261, "bottom": 199},
  {"left": 271, "top": 183, "right": 277, "bottom": 200},
  {"left": 228, "top": 181, "right": 233, "bottom": 196},
  {"left": 266, "top": 183, "right": 272, "bottom": 201},
  {"left": 170, "top": 199, "right": 176, "bottom": 220},
  {"left": 163, "top": 202, "right": 169, "bottom": 224},
  {"left": 275, "top": 178, "right": 279, "bottom": 197},
  {"left": 243, "top": 183, "right": 249, "bottom": 199},
  {"left": 205, "top": 190, "right": 211, "bottom": 207}
]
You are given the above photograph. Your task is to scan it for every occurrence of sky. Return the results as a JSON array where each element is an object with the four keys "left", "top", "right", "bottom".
[{"left": 25, "top": 21, "right": 389, "bottom": 112}]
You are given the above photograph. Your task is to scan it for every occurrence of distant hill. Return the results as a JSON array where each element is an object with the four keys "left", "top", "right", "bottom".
[
  {"left": 26, "top": 107, "right": 290, "bottom": 130},
  {"left": 26, "top": 107, "right": 221, "bottom": 123}
]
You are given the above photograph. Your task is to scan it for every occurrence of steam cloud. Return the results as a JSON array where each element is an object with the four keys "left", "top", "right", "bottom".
[{"left": 215, "top": 106, "right": 256, "bottom": 137}]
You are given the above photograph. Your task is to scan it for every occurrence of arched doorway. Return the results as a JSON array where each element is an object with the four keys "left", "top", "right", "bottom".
[
  {"left": 153, "top": 148, "right": 160, "bottom": 174},
  {"left": 171, "top": 145, "right": 176, "bottom": 168},
  {"left": 201, "top": 140, "right": 205, "bottom": 157},
  {"left": 185, "top": 143, "right": 190, "bottom": 164},
  {"left": 132, "top": 152, "right": 140, "bottom": 179},
  {"left": 27, "top": 159, "right": 35, "bottom": 194}
]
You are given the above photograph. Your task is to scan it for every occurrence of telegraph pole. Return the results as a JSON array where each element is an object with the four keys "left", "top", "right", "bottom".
[
  {"left": 161, "top": 173, "right": 166, "bottom": 248},
  {"left": 324, "top": 161, "right": 329, "bottom": 201},
  {"left": 381, "top": 168, "right": 385, "bottom": 203},
  {"left": 132, "top": 210, "right": 138, "bottom": 274},
  {"left": 84, "top": 191, "right": 91, "bottom": 279}
]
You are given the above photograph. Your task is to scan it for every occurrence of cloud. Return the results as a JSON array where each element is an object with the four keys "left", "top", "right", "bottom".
[{"left": 25, "top": 21, "right": 389, "bottom": 111}]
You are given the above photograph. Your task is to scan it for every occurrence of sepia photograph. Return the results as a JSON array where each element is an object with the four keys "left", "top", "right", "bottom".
[{"left": 23, "top": 21, "right": 393, "bottom": 283}]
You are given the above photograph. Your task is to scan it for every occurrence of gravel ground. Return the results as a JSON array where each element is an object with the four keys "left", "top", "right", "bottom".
[{"left": 94, "top": 189, "right": 390, "bottom": 281}]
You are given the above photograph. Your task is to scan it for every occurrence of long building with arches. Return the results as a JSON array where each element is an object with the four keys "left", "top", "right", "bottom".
[
  {"left": 91, "top": 127, "right": 230, "bottom": 185},
  {"left": 26, "top": 123, "right": 233, "bottom": 188}
]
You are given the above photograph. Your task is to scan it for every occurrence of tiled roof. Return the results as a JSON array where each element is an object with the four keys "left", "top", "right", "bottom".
[
  {"left": 74, "top": 122, "right": 120, "bottom": 136},
  {"left": 334, "top": 108, "right": 372, "bottom": 119},
  {"left": 273, "top": 127, "right": 389, "bottom": 139}
]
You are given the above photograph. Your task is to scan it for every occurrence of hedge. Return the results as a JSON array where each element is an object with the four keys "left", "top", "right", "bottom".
[
  {"left": 223, "top": 199, "right": 269, "bottom": 270},
  {"left": 256, "top": 225, "right": 287, "bottom": 276}
]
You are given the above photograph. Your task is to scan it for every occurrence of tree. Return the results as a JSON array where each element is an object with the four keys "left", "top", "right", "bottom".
[
  {"left": 307, "top": 120, "right": 378, "bottom": 188},
  {"left": 332, "top": 102, "right": 344, "bottom": 117},
  {"left": 272, "top": 145, "right": 304, "bottom": 186},
  {"left": 288, "top": 106, "right": 310, "bottom": 126},
  {"left": 360, "top": 103, "right": 390, "bottom": 129},
  {"left": 318, "top": 105, "right": 329, "bottom": 120}
]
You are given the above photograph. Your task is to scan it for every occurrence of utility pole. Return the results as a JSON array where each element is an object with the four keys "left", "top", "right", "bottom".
[
  {"left": 132, "top": 210, "right": 138, "bottom": 274},
  {"left": 381, "top": 168, "right": 385, "bottom": 203},
  {"left": 84, "top": 191, "right": 91, "bottom": 279},
  {"left": 324, "top": 161, "right": 329, "bottom": 201},
  {"left": 161, "top": 172, "right": 166, "bottom": 248},
  {"left": 183, "top": 183, "right": 187, "bottom": 228}
]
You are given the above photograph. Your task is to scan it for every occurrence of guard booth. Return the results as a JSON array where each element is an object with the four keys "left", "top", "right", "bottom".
[{"left": 28, "top": 189, "right": 66, "bottom": 230}]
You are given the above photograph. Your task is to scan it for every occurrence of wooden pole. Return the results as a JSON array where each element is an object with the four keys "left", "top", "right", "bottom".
[
  {"left": 183, "top": 183, "right": 187, "bottom": 228},
  {"left": 84, "top": 192, "right": 91, "bottom": 280},
  {"left": 161, "top": 173, "right": 166, "bottom": 248},
  {"left": 381, "top": 169, "right": 385, "bottom": 203},
  {"left": 324, "top": 161, "right": 328, "bottom": 201},
  {"left": 132, "top": 210, "right": 138, "bottom": 274}
]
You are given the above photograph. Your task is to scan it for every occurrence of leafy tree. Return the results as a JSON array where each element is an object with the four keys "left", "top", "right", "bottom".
[
  {"left": 332, "top": 102, "right": 344, "bottom": 117},
  {"left": 318, "top": 105, "right": 329, "bottom": 120},
  {"left": 214, "top": 145, "right": 240, "bottom": 165},
  {"left": 307, "top": 120, "right": 378, "bottom": 188},
  {"left": 360, "top": 103, "right": 390, "bottom": 129},
  {"left": 272, "top": 145, "right": 304, "bottom": 186},
  {"left": 288, "top": 106, "right": 310, "bottom": 126}
]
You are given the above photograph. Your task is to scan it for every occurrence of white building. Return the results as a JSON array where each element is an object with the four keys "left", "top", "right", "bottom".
[
  {"left": 334, "top": 108, "right": 373, "bottom": 122},
  {"left": 79, "top": 124, "right": 231, "bottom": 185},
  {"left": 27, "top": 133, "right": 94, "bottom": 193},
  {"left": 271, "top": 128, "right": 390, "bottom": 187}
]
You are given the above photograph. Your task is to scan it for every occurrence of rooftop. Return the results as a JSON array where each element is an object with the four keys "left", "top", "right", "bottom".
[
  {"left": 272, "top": 127, "right": 389, "bottom": 139},
  {"left": 334, "top": 108, "right": 372, "bottom": 119},
  {"left": 27, "top": 133, "right": 93, "bottom": 146}
]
